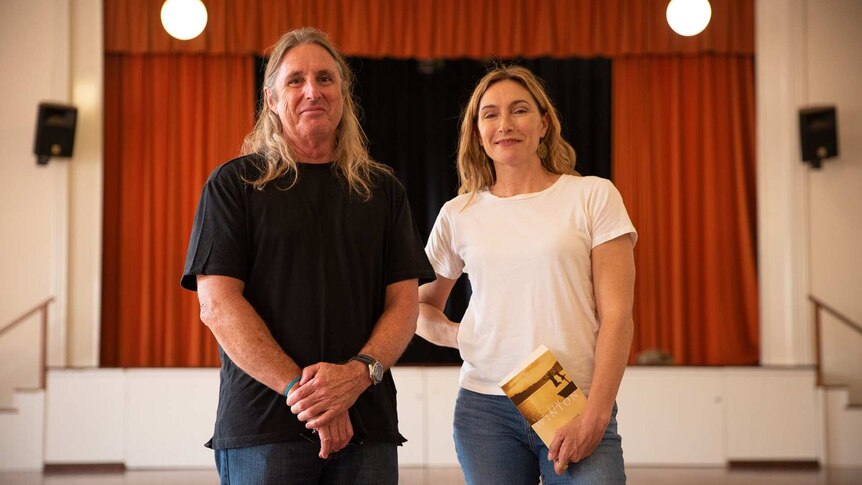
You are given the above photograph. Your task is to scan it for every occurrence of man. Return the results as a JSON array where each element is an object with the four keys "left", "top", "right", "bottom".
[{"left": 181, "top": 28, "right": 434, "bottom": 484}]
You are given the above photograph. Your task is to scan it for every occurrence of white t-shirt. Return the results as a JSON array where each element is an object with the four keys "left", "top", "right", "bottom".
[{"left": 425, "top": 175, "right": 637, "bottom": 395}]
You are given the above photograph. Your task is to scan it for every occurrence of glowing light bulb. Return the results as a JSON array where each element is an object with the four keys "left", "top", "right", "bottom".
[
  {"left": 666, "top": 0, "right": 712, "bottom": 37},
  {"left": 160, "top": 0, "right": 208, "bottom": 41}
]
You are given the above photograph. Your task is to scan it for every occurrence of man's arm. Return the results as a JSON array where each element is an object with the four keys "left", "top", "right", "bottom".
[
  {"left": 416, "top": 273, "right": 459, "bottom": 348},
  {"left": 286, "top": 278, "right": 420, "bottom": 428},
  {"left": 197, "top": 274, "right": 302, "bottom": 395},
  {"left": 356, "top": 277, "right": 421, "bottom": 369}
]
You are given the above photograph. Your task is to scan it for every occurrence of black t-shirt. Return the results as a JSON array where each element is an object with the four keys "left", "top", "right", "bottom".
[{"left": 181, "top": 154, "right": 435, "bottom": 450}]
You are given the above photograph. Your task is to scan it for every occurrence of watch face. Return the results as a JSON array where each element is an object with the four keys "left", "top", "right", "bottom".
[
  {"left": 353, "top": 354, "right": 384, "bottom": 385},
  {"left": 370, "top": 362, "right": 384, "bottom": 385}
]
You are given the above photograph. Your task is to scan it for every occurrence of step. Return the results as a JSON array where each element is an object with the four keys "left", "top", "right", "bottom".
[
  {"left": 823, "top": 387, "right": 862, "bottom": 466},
  {"left": 0, "top": 389, "right": 44, "bottom": 470},
  {"left": 820, "top": 384, "right": 862, "bottom": 409}
]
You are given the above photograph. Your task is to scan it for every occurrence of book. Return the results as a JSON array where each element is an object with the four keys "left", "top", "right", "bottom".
[{"left": 498, "top": 345, "right": 587, "bottom": 447}]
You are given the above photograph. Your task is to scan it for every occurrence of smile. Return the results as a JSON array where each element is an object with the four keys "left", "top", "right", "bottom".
[{"left": 495, "top": 138, "right": 521, "bottom": 146}]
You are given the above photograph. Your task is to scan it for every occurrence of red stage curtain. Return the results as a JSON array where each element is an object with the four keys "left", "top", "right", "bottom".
[
  {"left": 104, "top": 0, "right": 753, "bottom": 57},
  {"left": 102, "top": 0, "right": 758, "bottom": 366},
  {"left": 613, "top": 56, "right": 759, "bottom": 365},
  {"left": 101, "top": 54, "right": 254, "bottom": 366}
]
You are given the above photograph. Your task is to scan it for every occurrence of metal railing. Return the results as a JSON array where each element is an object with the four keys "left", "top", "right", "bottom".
[
  {"left": 0, "top": 297, "right": 53, "bottom": 389},
  {"left": 810, "top": 295, "right": 862, "bottom": 389}
]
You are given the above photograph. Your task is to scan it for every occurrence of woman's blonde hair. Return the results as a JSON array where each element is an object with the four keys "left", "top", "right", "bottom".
[
  {"left": 241, "top": 27, "right": 389, "bottom": 199},
  {"left": 456, "top": 65, "right": 578, "bottom": 198}
]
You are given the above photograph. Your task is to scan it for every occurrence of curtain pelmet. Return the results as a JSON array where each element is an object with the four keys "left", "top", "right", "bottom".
[{"left": 104, "top": 0, "right": 754, "bottom": 58}]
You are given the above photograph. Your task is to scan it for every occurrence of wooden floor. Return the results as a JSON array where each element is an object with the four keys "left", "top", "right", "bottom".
[{"left": 1, "top": 466, "right": 861, "bottom": 484}]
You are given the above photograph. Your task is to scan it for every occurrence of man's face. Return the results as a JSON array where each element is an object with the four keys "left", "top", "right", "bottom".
[{"left": 265, "top": 43, "right": 344, "bottom": 149}]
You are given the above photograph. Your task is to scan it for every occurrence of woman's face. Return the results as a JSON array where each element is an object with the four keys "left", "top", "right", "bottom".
[{"left": 476, "top": 79, "right": 548, "bottom": 168}]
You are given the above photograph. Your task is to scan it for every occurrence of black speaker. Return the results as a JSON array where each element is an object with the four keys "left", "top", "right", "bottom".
[
  {"left": 33, "top": 103, "right": 78, "bottom": 165},
  {"left": 799, "top": 106, "right": 838, "bottom": 169}
]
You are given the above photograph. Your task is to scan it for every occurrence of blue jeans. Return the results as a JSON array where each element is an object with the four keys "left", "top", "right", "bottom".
[
  {"left": 214, "top": 439, "right": 397, "bottom": 485},
  {"left": 453, "top": 388, "right": 625, "bottom": 485}
]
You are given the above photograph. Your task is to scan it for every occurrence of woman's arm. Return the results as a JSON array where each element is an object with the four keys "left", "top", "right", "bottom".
[
  {"left": 582, "top": 233, "right": 636, "bottom": 429},
  {"left": 548, "top": 233, "right": 635, "bottom": 474},
  {"left": 416, "top": 273, "right": 460, "bottom": 348}
]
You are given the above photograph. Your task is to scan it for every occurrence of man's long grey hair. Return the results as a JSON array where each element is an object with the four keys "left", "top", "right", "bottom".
[{"left": 241, "top": 27, "right": 389, "bottom": 199}]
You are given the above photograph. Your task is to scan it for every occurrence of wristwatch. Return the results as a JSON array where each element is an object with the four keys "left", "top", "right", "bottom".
[{"left": 350, "top": 354, "right": 384, "bottom": 386}]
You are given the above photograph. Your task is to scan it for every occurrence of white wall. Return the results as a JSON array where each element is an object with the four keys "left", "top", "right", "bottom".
[
  {"left": 806, "top": 0, "right": 862, "bottom": 320},
  {"left": 44, "top": 369, "right": 125, "bottom": 463},
  {"left": 756, "top": 0, "right": 862, "bottom": 374},
  {"left": 756, "top": 0, "right": 813, "bottom": 365},
  {"left": 0, "top": 390, "right": 44, "bottom": 469},
  {"left": 0, "top": 0, "right": 101, "bottom": 378},
  {"left": 0, "top": 1, "right": 70, "bottom": 373},
  {"left": 804, "top": 0, "right": 862, "bottom": 394},
  {"left": 40, "top": 367, "right": 842, "bottom": 469},
  {"left": 67, "top": 0, "right": 104, "bottom": 367},
  {"left": 0, "top": 314, "right": 40, "bottom": 407},
  {"left": 2, "top": 366, "right": 854, "bottom": 470},
  {"left": 821, "top": 312, "right": 862, "bottom": 402},
  {"left": 0, "top": 0, "right": 860, "bottom": 470},
  {"left": 754, "top": 0, "right": 862, "bottom": 392}
]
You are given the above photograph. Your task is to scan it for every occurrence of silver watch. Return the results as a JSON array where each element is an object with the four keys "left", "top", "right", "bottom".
[{"left": 350, "top": 354, "right": 384, "bottom": 386}]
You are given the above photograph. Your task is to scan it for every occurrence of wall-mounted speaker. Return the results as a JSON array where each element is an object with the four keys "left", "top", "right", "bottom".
[
  {"left": 33, "top": 103, "right": 78, "bottom": 165},
  {"left": 799, "top": 106, "right": 838, "bottom": 169}
]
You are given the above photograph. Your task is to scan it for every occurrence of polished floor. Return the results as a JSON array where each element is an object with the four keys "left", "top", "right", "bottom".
[{"left": 1, "top": 467, "right": 861, "bottom": 484}]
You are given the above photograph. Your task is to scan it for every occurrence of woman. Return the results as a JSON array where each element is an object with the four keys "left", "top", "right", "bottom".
[{"left": 418, "top": 66, "right": 636, "bottom": 484}]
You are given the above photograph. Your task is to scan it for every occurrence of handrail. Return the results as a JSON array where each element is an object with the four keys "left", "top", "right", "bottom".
[
  {"left": 0, "top": 297, "right": 54, "bottom": 389},
  {"left": 809, "top": 295, "right": 862, "bottom": 388},
  {"left": 809, "top": 296, "right": 862, "bottom": 336}
]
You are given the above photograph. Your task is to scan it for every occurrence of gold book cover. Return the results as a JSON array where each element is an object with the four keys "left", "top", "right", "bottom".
[{"left": 498, "top": 345, "right": 587, "bottom": 447}]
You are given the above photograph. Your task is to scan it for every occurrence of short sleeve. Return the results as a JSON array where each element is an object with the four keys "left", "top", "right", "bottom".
[
  {"left": 424, "top": 204, "right": 465, "bottom": 280},
  {"left": 589, "top": 179, "right": 638, "bottom": 249},
  {"left": 383, "top": 176, "right": 436, "bottom": 286},
  {"left": 181, "top": 164, "right": 249, "bottom": 291}
]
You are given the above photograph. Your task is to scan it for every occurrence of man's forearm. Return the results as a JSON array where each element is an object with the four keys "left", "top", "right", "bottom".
[
  {"left": 283, "top": 279, "right": 420, "bottom": 427},
  {"left": 358, "top": 279, "right": 420, "bottom": 369},
  {"left": 200, "top": 286, "right": 302, "bottom": 395}
]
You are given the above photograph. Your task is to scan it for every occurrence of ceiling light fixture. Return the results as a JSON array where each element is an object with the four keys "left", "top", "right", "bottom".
[
  {"left": 160, "top": 0, "right": 208, "bottom": 41},
  {"left": 666, "top": 0, "right": 712, "bottom": 37}
]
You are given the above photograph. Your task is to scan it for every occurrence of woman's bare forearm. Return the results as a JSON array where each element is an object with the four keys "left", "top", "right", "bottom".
[{"left": 417, "top": 302, "right": 459, "bottom": 348}]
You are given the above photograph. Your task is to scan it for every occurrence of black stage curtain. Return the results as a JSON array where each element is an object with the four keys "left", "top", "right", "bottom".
[{"left": 255, "top": 57, "right": 612, "bottom": 364}]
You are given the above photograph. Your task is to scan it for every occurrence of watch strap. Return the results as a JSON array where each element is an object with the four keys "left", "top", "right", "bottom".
[
  {"left": 351, "top": 354, "right": 375, "bottom": 366},
  {"left": 350, "top": 354, "right": 383, "bottom": 385}
]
